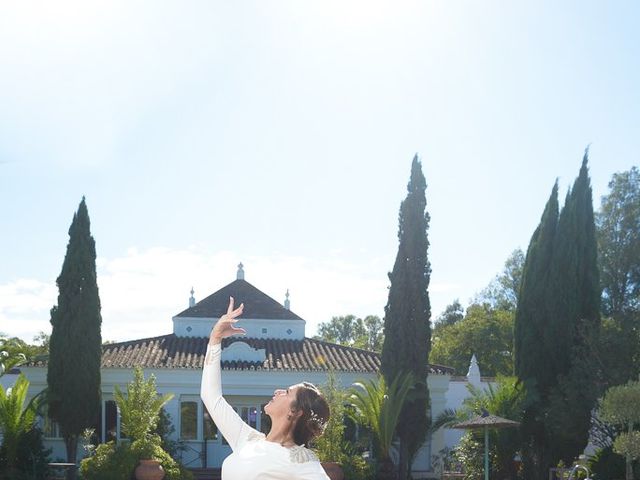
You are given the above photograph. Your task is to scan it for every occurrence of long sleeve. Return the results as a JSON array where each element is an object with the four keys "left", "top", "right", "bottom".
[{"left": 200, "top": 343, "right": 260, "bottom": 450}]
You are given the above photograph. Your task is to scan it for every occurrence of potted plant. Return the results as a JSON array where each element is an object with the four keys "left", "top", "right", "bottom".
[
  {"left": 114, "top": 367, "right": 174, "bottom": 480},
  {"left": 133, "top": 436, "right": 166, "bottom": 480}
]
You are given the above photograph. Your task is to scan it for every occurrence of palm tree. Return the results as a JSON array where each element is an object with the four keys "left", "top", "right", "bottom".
[
  {"left": 0, "top": 374, "right": 40, "bottom": 474},
  {"left": 0, "top": 337, "right": 28, "bottom": 377},
  {"left": 349, "top": 372, "right": 416, "bottom": 479},
  {"left": 431, "top": 376, "right": 524, "bottom": 479}
]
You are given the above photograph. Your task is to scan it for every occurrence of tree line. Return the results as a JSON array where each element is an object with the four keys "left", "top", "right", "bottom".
[{"left": 313, "top": 159, "right": 640, "bottom": 479}]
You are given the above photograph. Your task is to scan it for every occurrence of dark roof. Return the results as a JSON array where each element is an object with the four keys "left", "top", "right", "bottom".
[
  {"left": 30, "top": 334, "right": 453, "bottom": 375},
  {"left": 176, "top": 279, "right": 303, "bottom": 321}
]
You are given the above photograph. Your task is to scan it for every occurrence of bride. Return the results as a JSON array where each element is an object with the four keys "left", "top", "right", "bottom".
[{"left": 201, "top": 297, "right": 332, "bottom": 480}]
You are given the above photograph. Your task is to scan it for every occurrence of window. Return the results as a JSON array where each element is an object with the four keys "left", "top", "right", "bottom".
[
  {"left": 240, "top": 407, "right": 258, "bottom": 429},
  {"left": 42, "top": 409, "right": 61, "bottom": 439},
  {"left": 203, "top": 404, "right": 218, "bottom": 440},
  {"left": 181, "top": 401, "right": 198, "bottom": 440},
  {"left": 104, "top": 400, "right": 118, "bottom": 442},
  {"left": 262, "top": 328, "right": 267, "bottom": 334}
]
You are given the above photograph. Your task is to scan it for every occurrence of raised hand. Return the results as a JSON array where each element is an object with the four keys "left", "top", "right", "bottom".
[{"left": 209, "top": 297, "right": 245, "bottom": 345}]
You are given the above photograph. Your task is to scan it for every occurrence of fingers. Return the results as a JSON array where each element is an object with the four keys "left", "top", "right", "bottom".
[
  {"left": 228, "top": 303, "right": 244, "bottom": 319},
  {"left": 231, "top": 326, "right": 247, "bottom": 336},
  {"left": 227, "top": 297, "right": 234, "bottom": 315},
  {"left": 223, "top": 298, "right": 243, "bottom": 318}
]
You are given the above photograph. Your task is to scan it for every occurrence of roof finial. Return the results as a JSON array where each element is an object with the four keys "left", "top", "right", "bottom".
[
  {"left": 284, "top": 289, "right": 290, "bottom": 310},
  {"left": 467, "top": 354, "right": 481, "bottom": 386},
  {"left": 237, "top": 262, "right": 245, "bottom": 280},
  {"left": 189, "top": 287, "right": 196, "bottom": 307}
]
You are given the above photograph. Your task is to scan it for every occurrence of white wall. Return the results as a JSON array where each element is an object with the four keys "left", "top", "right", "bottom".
[
  {"left": 18, "top": 364, "right": 453, "bottom": 474},
  {"left": 173, "top": 316, "right": 305, "bottom": 340},
  {"left": 0, "top": 371, "right": 19, "bottom": 391},
  {"left": 441, "top": 356, "right": 494, "bottom": 450}
]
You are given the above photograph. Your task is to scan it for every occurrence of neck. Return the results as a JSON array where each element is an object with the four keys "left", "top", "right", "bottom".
[{"left": 266, "top": 419, "right": 297, "bottom": 447}]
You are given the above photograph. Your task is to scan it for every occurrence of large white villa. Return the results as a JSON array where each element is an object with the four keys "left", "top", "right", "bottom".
[{"left": 12, "top": 265, "right": 492, "bottom": 477}]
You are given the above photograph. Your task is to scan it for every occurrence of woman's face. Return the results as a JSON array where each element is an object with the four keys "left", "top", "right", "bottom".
[{"left": 264, "top": 384, "right": 300, "bottom": 419}]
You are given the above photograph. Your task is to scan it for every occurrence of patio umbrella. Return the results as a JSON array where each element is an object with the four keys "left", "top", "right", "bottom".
[{"left": 452, "top": 410, "right": 520, "bottom": 480}]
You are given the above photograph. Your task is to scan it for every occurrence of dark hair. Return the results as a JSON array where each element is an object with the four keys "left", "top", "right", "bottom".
[{"left": 291, "top": 382, "right": 330, "bottom": 446}]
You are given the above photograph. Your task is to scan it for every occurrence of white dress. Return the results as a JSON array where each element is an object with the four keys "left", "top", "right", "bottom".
[{"left": 201, "top": 344, "right": 330, "bottom": 480}]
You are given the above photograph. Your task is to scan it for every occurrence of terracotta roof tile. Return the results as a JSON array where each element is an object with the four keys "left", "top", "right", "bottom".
[{"left": 32, "top": 334, "right": 454, "bottom": 375}]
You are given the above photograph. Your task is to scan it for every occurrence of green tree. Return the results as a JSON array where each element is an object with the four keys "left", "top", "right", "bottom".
[
  {"left": 435, "top": 299, "right": 464, "bottom": 327},
  {"left": 361, "top": 315, "right": 385, "bottom": 352},
  {"left": 514, "top": 181, "right": 559, "bottom": 480},
  {"left": 0, "top": 374, "right": 40, "bottom": 476},
  {"left": 600, "top": 380, "right": 640, "bottom": 480},
  {"left": 47, "top": 197, "right": 103, "bottom": 473},
  {"left": 0, "top": 333, "right": 50, "bottom": 376},
  {"left": 381, "top": 155, "right": 432, "bottom": 479},
  {"left": 80, "top": 368, "right": 187, "bottom": 480},
  {"left": 432, "top": 249, "right": 525, "bottom": 378},
  {"left": 460, "top": 377, "right": 524, "bottom": 479},
  {"left": 430, "top": 304, "right": 514, "bottom": 377},
  {"left": 0, "top": 339, "right": 26, "bottom": 377},
  {"left": 546, "top": 153, "right": 601, "bottom": 465},
  {"left": 317, "top": 315, "right": 367, "bottom": 346},
  {"left": 114, "top": 367, "right": 174, "bottom": 442},
  {"left": 349, "top": 372, "right": 416, "bottom": 479},
  {"left": 476, "top": 249, "right": 525, "bottom": 311},
  {"left": 516, "top": 152, "right": 601, "bottom": 478},
  {"left": 316, "top": 372, "right": 347, "bottom": 464},
  {"left": 596, "top": 167, "right": 640, "bottom": 386},
  {"left": 434, "top": 377, "right": 525, "bottom": 480},
  {"left": 316, "top": 372, "right": 372, "bottom": 480},
  {"left": 597, "top": 166, "right": 640, "bottom": 318},
  {"left": 316, "top": 315, "right": 384, "bottom": 351}
]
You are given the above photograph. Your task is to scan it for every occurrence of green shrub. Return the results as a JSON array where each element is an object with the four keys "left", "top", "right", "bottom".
[
  {"left": 454, "top": 431, "right": 495, "bottom": 480},
  {"left": 316, "top": 372, "right": 374, "bottom": 480},
  {"left": 339, "top": 443, "right": 374, "bottom": 480},
  {"left": 80, "top": 367, "right": 191, "bottom": 479},
  {"left": 154, "top": 407, "right": 187, "bottom": 460},
  {"left": 0, "top": 426, "right": 51, "bottom": 480},
  {"left": 79, "top": 435, "right": 193, "bottom": 480},
  {"left": 588, "top": 446, "right": 639, "bottom": 480}
]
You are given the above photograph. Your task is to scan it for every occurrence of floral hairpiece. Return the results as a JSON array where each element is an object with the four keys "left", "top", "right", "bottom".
[{"left": 308, "top": 409, "right": 328, "bottom": 433}]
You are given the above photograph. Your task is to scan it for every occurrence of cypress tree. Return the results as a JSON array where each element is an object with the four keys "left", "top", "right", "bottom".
[
  {"left": 514, "top": 182, "right": 559, "bottom": 479},
  {"left": 515, "top": 181, "right": 559, "bottom": 383},
  {"left": 515, "top": 151, "right": 601, "bottom": 479},
  {"left": 47, "top": 197, "right": 102, "bottom": 474},
  {"left": 546, "top": 151, "right": 601, "bottom": 465},
  {"left": 381, "top": 155, "right": 431, "bottom": 479}
]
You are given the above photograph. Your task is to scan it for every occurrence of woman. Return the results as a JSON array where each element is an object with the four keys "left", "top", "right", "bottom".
[{"left": 201, "top": 297, "right": 331, "bottom": 480}]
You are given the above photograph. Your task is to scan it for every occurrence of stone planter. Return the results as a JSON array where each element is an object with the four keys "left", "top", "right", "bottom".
[{"left": 135, "top": 459, "right": 165, "bottom": 480}]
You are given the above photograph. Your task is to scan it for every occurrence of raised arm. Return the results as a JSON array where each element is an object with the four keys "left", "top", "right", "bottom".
[{"left": 200, "top": 297, "right": 258, "bottom": 450}]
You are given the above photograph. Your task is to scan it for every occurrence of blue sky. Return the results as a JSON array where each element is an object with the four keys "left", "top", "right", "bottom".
[{"left": 1, "top": 1, "right": 638, "bottom": 342}]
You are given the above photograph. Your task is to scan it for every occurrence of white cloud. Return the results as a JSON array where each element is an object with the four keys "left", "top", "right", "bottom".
[
  {"left": 0, "top": 279, "right": 57, "bottom": 340},
  {"left": 0, "top": 246, "right": 396, "bottom": 343},
  {"left": 1, "top": 245, "right": 462, "bottom": 343}
]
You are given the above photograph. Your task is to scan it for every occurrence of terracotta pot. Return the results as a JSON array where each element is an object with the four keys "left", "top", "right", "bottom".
[
  {"left": 321, "top": 461, "right": 345, "bottom": 480},
  {"left": 135, "top": 459, "right": 165, "bottom": 480}
]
